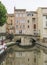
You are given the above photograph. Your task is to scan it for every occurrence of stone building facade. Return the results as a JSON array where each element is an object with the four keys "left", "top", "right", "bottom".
[
  {"left": 6, "top": 7, "right": 47, "bottom": 41},
  {"left": 37, "top": 7, "right": 47, "bottom": 41},
  {"left": 7, "top": 7, "right": 38, "bottom": 36},
  {"left": 6, "top": 14, "right": 15, "bottom": 34}
]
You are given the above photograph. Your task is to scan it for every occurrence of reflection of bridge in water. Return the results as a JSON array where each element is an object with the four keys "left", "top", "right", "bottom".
[{"left": 0, "top": 35, "right": 47, "bottom": 65}]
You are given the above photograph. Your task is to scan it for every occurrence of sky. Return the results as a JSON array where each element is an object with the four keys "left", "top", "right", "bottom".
[{"left": 0, "top": 0, "right": 47, "bottom": 13}]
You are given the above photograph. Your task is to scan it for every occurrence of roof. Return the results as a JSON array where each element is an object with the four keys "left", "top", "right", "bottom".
[
  {"left": 7, "top": 14, "right": 14, "bottom": 17},
  {"left": 26, "top": 11, "right": 37, "bottom": 13},
  {"left": 37, "top": 7, "right": 47, "bottom": 10},
  {"left": 14, "top": 9, "right": 26, "bottom": 11},
  {"left": 41, "top": 7, "right": 47, "bottom": 9}
]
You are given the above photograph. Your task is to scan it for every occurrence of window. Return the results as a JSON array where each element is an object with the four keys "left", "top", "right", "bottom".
[
  {"left": 27, "top": 13, "right": 31, "bottom": 16},
  {"left": 23, "top": 14, "right": 25, "bottom": 17},
  {"left": 32, "top": 18, "right": 35, "bottom": 22},
  {"left": 28, "top": 25, "right": 29, "bottom": 28},
  {"left": 28, "top": 58, "right": 29, "bottom": 61},
  {"left": 46, "top": 16, "right": 47, "bottom": 19},
  {"left": 32, "top": 14, "right": 33, "bottom": 16},
  {"left": 28, "top": 20, "right": 29, "bottom": 23},
  {"left": 10, "top": 25, "right": 13, "bottom": 29},
  {"left": 16, "top": 25, "right": 18, "bottom": 28},
  {"left": 34, "top": 24, "right": 36, "bottom": 29},
  {"left": 16, "top": 52, "right": 22, "bottom": 57},
  {"left": 46, "top": 21, "right": 47, "bottom": 26},
  {"left": 21, "top": 20, "right": 24, "bottom": 23},
  {"left": 43, "top": 15, "right": 47, "bottom": 28},
  {"left": 43, "top": 15, "right": 47, "bottom": 19},
  {"left": 34, "top": 51, "right": 36, "bottom": 63},
  {"left": 21, "top": 25, "right": 25, "bottom": 28},
  {"left": 16, "top": 14, "right": 19, "bottom": 17},
  {"left": 16, "top": 30, "right": 19, "bottom": 34},
  {"left": 22, "top": 30, "right": 25, "bottom": 34},
  {"left": 19, "top": 30, "right": 22, "bottom": 34},
  {"left": 34, "top": 57, "right": 36, "bottom": 63},
  {"left": 20, "top": 25, "right": 22, "bottom": 28},
  {"left": 27, "top": 13, "right": 34, "bottom": 16},
  {"left": 16, "top": 13, "right": 24, "bottom": 17},
  {"left": 20, "top": 14, "right": 22, "bottom": 17},
  {"left": 20, "top": 20, "right": 25, "bottom": 23},
  {"left": 23, "top": 25, "right": 25, "bottom": 28},
  {"left": 16, "top": 52, "right": 25, "bottom": 57},
  {"left": 16, "top": 20, "right": 18, "bottom": 23}
]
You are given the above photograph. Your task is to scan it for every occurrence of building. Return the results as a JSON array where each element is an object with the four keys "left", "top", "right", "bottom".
[
  {"left": 37, "top": 7, "right": 47, "bottom": 41},
  {"left": 26, "top": 11, "right": 38, "bottom": 35},
  {"left": 14, "top": 8, "right": 26, "bottom": 34},
  {"left": 14, "top": 8, "right": 38, "bottom": 35},
  {"left": 6, "top": 14, "right": 15, "bottom": 34},
  {"left": 6, "top": 7, "right": 47, "bottom": 41},
  {"left": 7, "top": 7, "right": 38, "bottom": 35}
]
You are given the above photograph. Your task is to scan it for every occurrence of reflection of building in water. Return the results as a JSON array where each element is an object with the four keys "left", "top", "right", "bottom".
[{"left": 0, "top": 44, "right": 47, "bottom": 65}]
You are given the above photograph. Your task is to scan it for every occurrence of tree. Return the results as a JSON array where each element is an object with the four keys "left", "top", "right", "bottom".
[
  {"left": 6, "top": 33, "right": 14, "bottom": 41},
  {"left": 9, "top": 33, "right": 14, "bottom": 41},
  {"left": 0, "top": 2, "right": 7, "bottom": 26}
]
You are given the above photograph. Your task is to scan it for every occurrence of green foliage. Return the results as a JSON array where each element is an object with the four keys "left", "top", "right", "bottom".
[
  {"left": 9, "top": 33, "right": 14, "bottom": 41},
  {"left": 6, "top": 33, "right": 14, "bottom": 41},
  {"left": 0, "top": 2, "right": 7, "bottom": 26}
]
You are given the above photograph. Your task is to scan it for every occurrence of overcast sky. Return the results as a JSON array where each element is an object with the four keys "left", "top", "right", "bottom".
[{"left": 0, "top": 0, "right": 47, "bottom": 13}]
